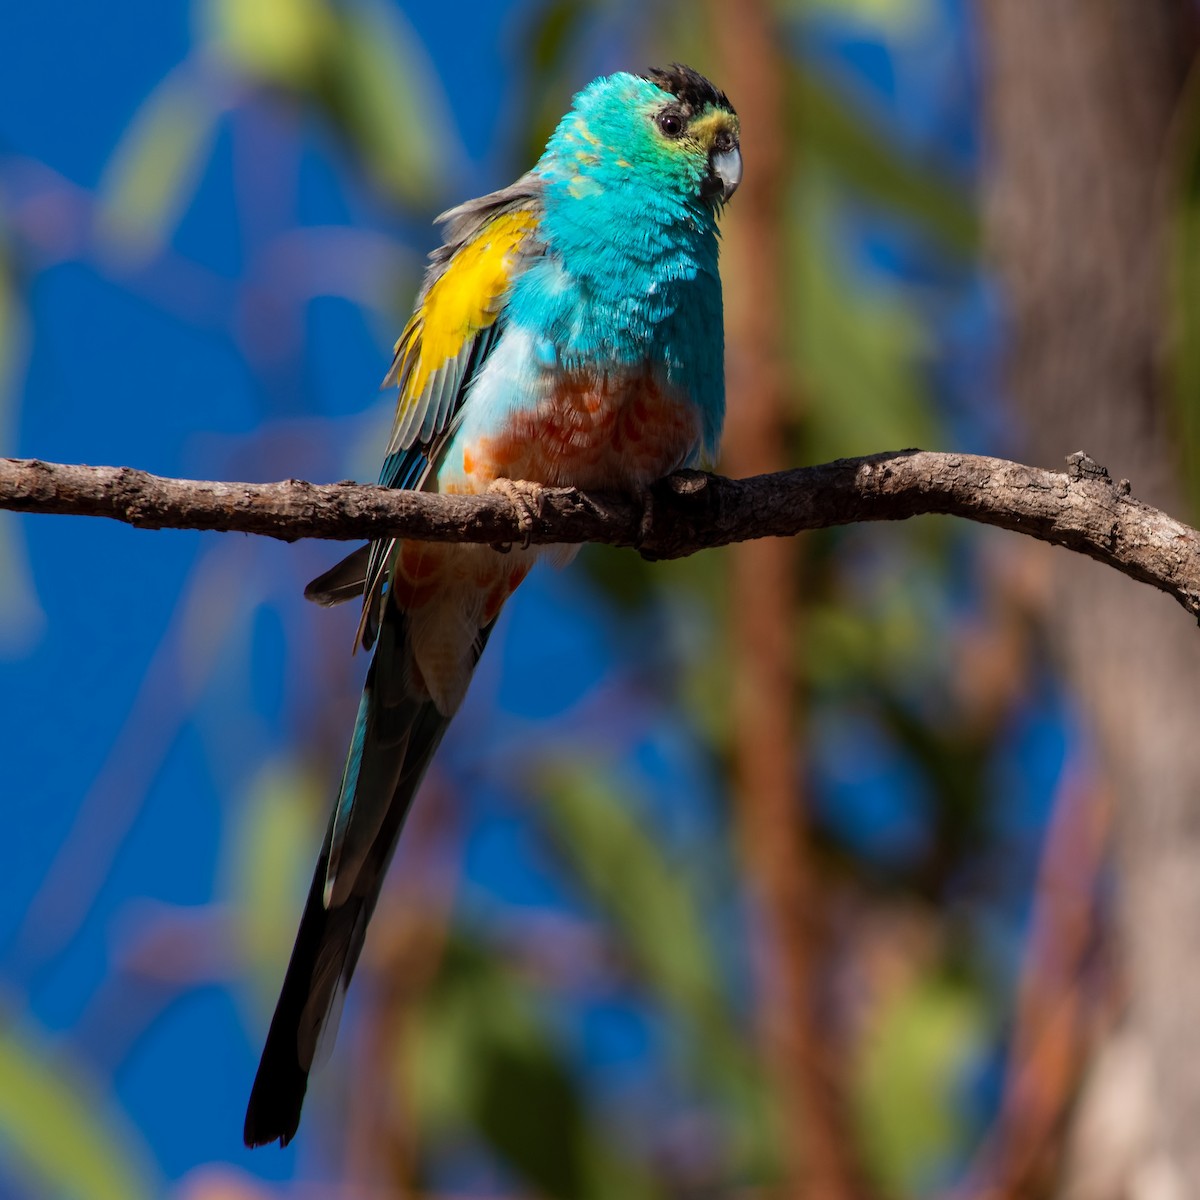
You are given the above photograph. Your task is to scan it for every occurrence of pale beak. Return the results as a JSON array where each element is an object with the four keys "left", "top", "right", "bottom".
[{"left": 708, "top": 146, "right": 742, "bottom": 203}]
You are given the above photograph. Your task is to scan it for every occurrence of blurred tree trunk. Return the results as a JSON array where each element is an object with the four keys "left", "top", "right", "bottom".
[
  {"left": 711, "top": 3, "right": 874, "bottom": 1196},
  {"left": 980, "top": 1, "right": 1200, "bottom": 1191}
]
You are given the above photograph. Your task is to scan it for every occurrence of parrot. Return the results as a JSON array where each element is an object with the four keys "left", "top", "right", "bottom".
[{"left": 243, "top": 63, "right": 741, "bottom": 1148}]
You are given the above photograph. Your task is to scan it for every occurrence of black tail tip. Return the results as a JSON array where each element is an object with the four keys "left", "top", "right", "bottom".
[
  {"left": 243, "top": 1107, "right": 299, "bottom": 1149},
  {"left": 243, "top": 1072, "right": 306, "bottom": 1148}
]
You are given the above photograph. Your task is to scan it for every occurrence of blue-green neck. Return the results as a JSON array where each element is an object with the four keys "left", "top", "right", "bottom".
[{"left": 503, "top": 73, "right": 728, "bottom": 456}]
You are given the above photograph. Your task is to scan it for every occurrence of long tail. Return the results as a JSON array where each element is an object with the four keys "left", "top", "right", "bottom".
[{"left": 243, "top": 606, "right": 482, "bottom": 1147}]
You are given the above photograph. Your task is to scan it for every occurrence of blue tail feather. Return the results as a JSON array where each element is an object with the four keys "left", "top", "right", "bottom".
[
  {"left": 243, "top": 606, "right": 496, "bottom": 1148},
  {"left": 244, "top": 612, "right": 448, "bottom": 1148}
]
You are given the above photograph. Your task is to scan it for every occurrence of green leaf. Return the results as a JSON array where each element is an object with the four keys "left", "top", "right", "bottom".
[
  {"left": 538, "top": 766, "right": 775, "bottom": 1176},
  {"left": 854, "top": 969, "right": 982, "bottom": 1194},
  {"left": 0, "top": 516, "right": 42, "bottom": 656},
  {"left": 0, "top": 244, "right": 43, "bottom": 654},
  {"left": 197, "top": 0, "right": 332, "bottom": 89},
  {"left": 792, "top": 65, "right": 978, "bottom": 257},
  {"left": 408, "top": 938, "right": 662, "bottom": 1200},
  {"left": 542, "top": 769, "right": 725, "bottom": 1023},
  {"left": 806, "top": 553, "right": 946, "bottom": 693},
  {"left": 0, "top": 1016, "right": 158, "bottom": 1200},
  {"left": 96, "top": 60, "right": 225, "bottom": 264},
  {"left": 527, "top": 0, "right": 590, "bottom": 76},
  {"left": 224, "top": 759, "right": 321, "bottom": 1012},
  {"left": 792, "top": 172, "right": 940, "bottom": 461},
  {"left": 512, "top": 1, "right": 603, "bottom": 165},
  {"left": 781, "top": 0, "right": 936, "bottom": 33},
  {"left": 323, "top": 1, "right": 457, "bottom": 210}
]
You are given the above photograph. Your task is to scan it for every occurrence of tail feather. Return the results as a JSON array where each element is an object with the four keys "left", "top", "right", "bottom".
[
  {"left": 243, "top": 610, "right": 496, "bottom": 1148},
  {"left": 304, "top": 546, "right": 369, "bottom": 607},
  {"left": 243, "top": 841, "right": 362, "bottom": 1148}
]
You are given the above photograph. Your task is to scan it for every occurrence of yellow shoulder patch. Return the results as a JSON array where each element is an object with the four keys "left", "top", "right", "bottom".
[{"left": 390, "top": 207, "right": 538, "bottom": 411}]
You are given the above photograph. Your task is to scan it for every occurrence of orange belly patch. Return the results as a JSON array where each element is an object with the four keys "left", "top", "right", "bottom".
[{"left": 452, "top": 369, "right": 701, "bottom": 493}]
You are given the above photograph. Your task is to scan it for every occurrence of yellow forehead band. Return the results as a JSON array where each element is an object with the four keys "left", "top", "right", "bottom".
[{"left": 689, "top": 109, "right": 740, "bottom": 148}]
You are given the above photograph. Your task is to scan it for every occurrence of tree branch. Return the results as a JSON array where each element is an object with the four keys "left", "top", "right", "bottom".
[{"left": 3, "top": 449, "right": 1200, "bottom": 622}]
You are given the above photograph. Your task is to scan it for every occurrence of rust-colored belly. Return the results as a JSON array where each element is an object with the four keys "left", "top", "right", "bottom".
[{"left": 452, "top": 369, "right": 701, "bottom": 493}]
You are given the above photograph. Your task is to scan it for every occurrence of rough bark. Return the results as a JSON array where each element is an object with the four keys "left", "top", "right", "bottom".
[
  {"left": 981, "top": 0, "right": 1200, "bottom": 1190},
  {"left": 5, "top": 453, "right": 1200, "bottom": 622}
]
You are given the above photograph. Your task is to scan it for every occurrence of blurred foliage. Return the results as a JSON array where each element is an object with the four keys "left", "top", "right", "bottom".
[
  {"left": 1169, "top": 61, "right": 1200, "bottom": 522},
  {"left": 791, "top": 173, "right": 937, "bottom": 460},
  {"left": 408, "top": 937, "right": 663, "bottom": 1200},
  {"left": 310, "top": 0, "right": 455, "bottom": 209},
  {"left": 541, "top": 765, "right": 730, "bottom": 1031},
  {"left": 0, "top": 232, "right": 43, "bottom": 653},
  {"left": 0, "top": 1016, "right": 158, "bottom": 1200},
  {"left": 785, "top": 0, "right": 937, "bottom": 29},
  {"left": 225, "top": 759, "right": 324, "bottom": 1014},
  {"left": 199, "top": 0, "right": 334, "bottom": 88},
  {"left": 0, "top": 0, "right": 1082, "bottom": 1196},
  {"left": 97, "top": 63, "right": 227, "bottom": 264},
  {"left": 201, "top": 0, "right": 459, "bottom": 206},
  {"left": 540, "top": 764, "right": 778, "bottom": 1177},
  {"left": 855, "top": 966, "right": 983, "bottom": 1194},
  {"left": 511, "top": 0, "right": 625, "bottom": 166},
  {"left": 789, "top": 65, "right": 978, "bottom": 260},
  {"left": 100, "top": 0, "right": 458, "bottom": 265}
]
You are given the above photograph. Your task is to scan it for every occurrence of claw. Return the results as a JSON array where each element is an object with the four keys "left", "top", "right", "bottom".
[
  {"left": 635, "top": 485, "right": 655, "bottom": 549},
  {"left": 488, "top": 478, "right": 546, "bottom": 551}
]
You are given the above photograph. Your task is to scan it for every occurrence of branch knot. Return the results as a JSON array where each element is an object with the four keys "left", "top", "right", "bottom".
[{"left": 1066, "top": 451, "right": 1112, "bottom": 484}]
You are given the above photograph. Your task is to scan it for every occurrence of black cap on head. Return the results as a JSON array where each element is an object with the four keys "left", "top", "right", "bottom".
[{"left": 644, "top": 63, "right": 734, "bottom": 116}]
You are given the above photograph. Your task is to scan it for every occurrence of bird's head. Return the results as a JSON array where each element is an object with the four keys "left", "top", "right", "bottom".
[{"left": 540, "top": 64, "right": 741, "bottom": 213}]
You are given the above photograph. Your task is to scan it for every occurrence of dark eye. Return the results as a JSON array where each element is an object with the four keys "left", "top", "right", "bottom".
[{"left": 657, "top": 110, "right": 685, "bottom": 138}]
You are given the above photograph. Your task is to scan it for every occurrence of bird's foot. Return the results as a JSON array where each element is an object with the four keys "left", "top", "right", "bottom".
[
  {"left": 578, "top": 483, "right": 658, "bottom": 558},
  {"left": 488, "top": 478, "right": 546, "bottom": 551},
  {"left": 618, "top": 485, "right": 656, "bottom": 558},
  {"left": 634, "top": 485, "right": 655, "bottom": 551}
]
